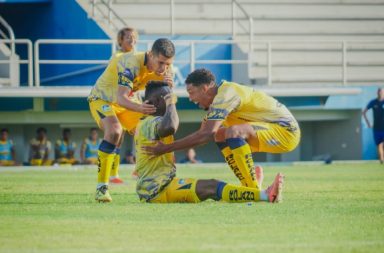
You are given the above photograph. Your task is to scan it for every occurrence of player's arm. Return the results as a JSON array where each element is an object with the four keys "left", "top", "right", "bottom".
[
  {"left": 44, "top": 142, "right": 51, "bottom": 162},
  {"left": 80, "top": 140, "right": 86, "bottom": 162},
  {"left": 157, "top": 93, "right": 179, "bottom": 138},
  {"left": 146, "top": 119, "right": 223, "bottom": 155},
  {"left": 362, "top": 107, "right": 371, "bottom": 128},
  {"left": 54, "top": 141, "right": 61, "bottom": 160},
  {"left": 117, "top": 86, "right": 156, "bottom": 114},
  {"left": 10, "top": 141, "right": 16, "bottom": 163}
]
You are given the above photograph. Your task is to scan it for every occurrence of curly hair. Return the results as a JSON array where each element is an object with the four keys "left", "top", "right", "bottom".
[{"left": 185, "top": 68, "right": 215, "bottom": 86}]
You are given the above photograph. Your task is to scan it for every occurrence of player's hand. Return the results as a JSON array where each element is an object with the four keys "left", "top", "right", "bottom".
[
  {"left": 142, "top": 141, "right": 168, "bottom": 156},
  {"left": 163, "top": 93, "right": 177, "bottom": 106},
  {"left": 140, "top": 101, "right": 156, "bottom": 115},
  {"left": 163, "top": 72, "right": 174, "bottom": 88}
]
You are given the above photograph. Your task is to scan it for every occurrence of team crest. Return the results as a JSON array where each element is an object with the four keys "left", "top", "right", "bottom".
[{"left": 102, "top": 105, "right": 111, "bottom": 112}]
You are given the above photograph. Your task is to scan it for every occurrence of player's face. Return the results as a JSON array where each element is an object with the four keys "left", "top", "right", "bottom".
[
  {"left": 149, "top": 53, "right": 173, "bottom": 75},
  {"left": 120, "top": 31, "right": 136, "bottom": 53},
  {"left": 0, "top": 131, "right": 8, "bottom": 141},
  {"left": 186, "top": 83, "right": 212, "bottom": 111},
  {"left": 90, "top": 130, "right": 98, "bottom": 140}
]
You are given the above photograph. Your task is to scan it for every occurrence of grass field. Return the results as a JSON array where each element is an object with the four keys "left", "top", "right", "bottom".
[{"left": 0, "top": 163, "right": 383, "bottom": 253}]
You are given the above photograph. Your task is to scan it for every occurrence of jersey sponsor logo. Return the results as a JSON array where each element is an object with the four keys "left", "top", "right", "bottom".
[
  {"left": 118, "top": 68, "right": 134, "bottom": 87},
  {"left": 101, "top": 104, "right": 111, "bottom": 112},
  {"left": 229, "top": 189, "right": 255, "bottom": 201},
  {"left": 206, "top": 108, "right": 228, "bottom": 120}
]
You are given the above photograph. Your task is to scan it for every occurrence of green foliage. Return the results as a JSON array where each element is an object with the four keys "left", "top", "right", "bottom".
[{"left": 0, "top": 164, "right": 383, "bottom": 253}]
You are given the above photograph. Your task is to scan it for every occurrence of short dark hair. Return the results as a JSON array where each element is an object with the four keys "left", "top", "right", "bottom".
[
  {"left": 185, "top": 68, "right": 215, "bottom": 86},
  {"left": 90, "top": 127, "right": 98, "bottom": 132},
  {"left": 151, "top": 38, "right": 175, "bottom": 58},
  {"left": 63, "top": 128, "right": 71, "bottom": 135},
  {"left": 1, "top": 128, "right": 8, "bottom": 133},
  {"left": 145, "top": 81, "right": 170, "bottom": 100},
  {"left": 36, "top": 127, "right": 47, "bottom": 134}
]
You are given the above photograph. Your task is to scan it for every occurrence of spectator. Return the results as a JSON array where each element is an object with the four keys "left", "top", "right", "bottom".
[
  {"left": 29, "top": 127, "right": 53, "bottom": 166},
  {"left": 179, "top": 148, "right": 203, "bottom": 164},
  {"left": 115, "top": 27, "right": 138, "bottom": 56},
  {"left": 363, "top": 87, "right": 384, "bottom": 164},
  {"left": 55, "top": 128, "right": 78, "bottom": 165},
  {"left": 0, "top": 128, "right": 17, "bottom": 166},
  {"left": 81, "top": 128, "right": 102, "bottom": 165}
]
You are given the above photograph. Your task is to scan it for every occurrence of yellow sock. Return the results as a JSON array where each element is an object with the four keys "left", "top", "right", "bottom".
[
  {"left": 220, "top": 146, "right": 248, "bottom": 184},
  {"left": 110, "top": 153, "right": 120, "bottom": 178},
  {"left": 226, "top": 138, "right": 258, "bottom": 189},
  {"left": 232, "top": 145, "right": 257, "bottom": 188},
  {"left": 219, "top": 183, "right": 266, "bottom": 202},
  {"left": 97, "top": 150, "right": 115, "bottom": 186}
]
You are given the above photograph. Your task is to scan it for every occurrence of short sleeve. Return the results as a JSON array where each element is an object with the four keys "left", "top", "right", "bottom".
[
  {"left": 366, "top": 99, "right": 376, "bottom": 110},
  {"left": 206, "top": 85, "right": 241, "bottom": 121}
]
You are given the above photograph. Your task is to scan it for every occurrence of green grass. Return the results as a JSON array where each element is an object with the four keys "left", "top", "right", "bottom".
[{"left": 0, "top": 163, "right": 383, "bottom": 253}]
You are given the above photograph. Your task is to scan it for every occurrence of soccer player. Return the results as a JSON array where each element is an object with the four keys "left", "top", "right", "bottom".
[
  {"left": 81, "top": 128, "right": 102, "bottom": 165},
  {"left": 29, "top": 127, "right": 53, "bottom": 166},
  {"left": 362, "top": 87, "right": 384, "bottom": 164},
  {"left": 115, "top": 27, "right": 138, "bottom": 57},
  {"left": 55, "top": 128, "right": 78, "bottom": 165},
  {"left": 88, "top": 38, "right": 175, "bottom": 202},
  {"left": 145, "top": 68, "right": 300, "bottom": 190},
  {"left": 135, "top": 82, "right": 283, "bottom": 203},
  {"left": 0, "top": 128, "right": 17, "bottom": 166}
]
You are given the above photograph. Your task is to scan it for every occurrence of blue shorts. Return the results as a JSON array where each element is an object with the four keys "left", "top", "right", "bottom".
[{"left": 373, "top": 131, "right": 384, "bottom": 145}]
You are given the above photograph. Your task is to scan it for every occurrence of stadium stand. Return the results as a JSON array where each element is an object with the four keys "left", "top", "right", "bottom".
[{"left": 0, "top": 0, "right": 383, "bottom": 162}]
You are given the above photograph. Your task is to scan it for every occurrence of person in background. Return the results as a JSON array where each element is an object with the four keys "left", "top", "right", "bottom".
[
  {"left": 55, "top": 128, "right": 78, "bottom": 165},
  {"left": 81, "top": 128, "right": 102, "bottom": 165},
  {"left": 362, "top": 87, "right": 384, "bottom": 164},
  {"left": 0, "top": 128, "right": 17, "bottom": 166},
  {"left": 29, "top": 127, "right": 53, "bottom": 166},
  {"left": 179, "top": 148, "right": 203, "bottom": 164},
  {"left": 115, "top": 27, "right": 138, "bottom": 57}
]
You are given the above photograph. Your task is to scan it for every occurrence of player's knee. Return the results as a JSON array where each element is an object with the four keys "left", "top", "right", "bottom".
[
  {"left": 225, "top": 125, "right": 242, "bottom": 139},
  {"left": 196, "top": 179, "right": 220, "bottom": 201},
  {"left": 106, "top": 126, "right": 123, "bottom": 144}
]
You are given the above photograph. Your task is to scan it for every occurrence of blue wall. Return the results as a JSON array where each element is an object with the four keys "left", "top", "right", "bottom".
[
  {"left": 0, "top": 0, "right": 110, "bottom": 86},
  {"left": 325, "top": 86, "right": 380, "bottom": 160}
]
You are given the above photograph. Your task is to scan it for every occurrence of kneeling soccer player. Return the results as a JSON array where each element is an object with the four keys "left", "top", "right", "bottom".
[{"left": 135, "top": 82, "right": 283, "bottom": 203}]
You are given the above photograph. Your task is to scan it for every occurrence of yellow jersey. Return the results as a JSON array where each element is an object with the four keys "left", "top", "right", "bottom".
[
  {"left": 206, "top": 81, "right": 297, "bottom": 128},
  {"left": 89, "top": 51, "right": 172, "bottom": 103},
  {"left": 134, "top": 115, "right": 175, "bottom": 202}
]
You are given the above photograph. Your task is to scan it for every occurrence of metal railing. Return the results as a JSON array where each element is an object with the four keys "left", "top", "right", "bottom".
[
  {"left": 34, "top": 39, "right": 116, "bottom": 87},
  {"left": 0, "top": 39, "right": 33, "bottom": 87},
  {"left": 249, "top": 40, "right": 384, "bottom": 86},
  {"left": 0, "top": 38, "right": 381, "bottom": 87},
  {"left": 89, "top": 0, "right": 253, "bottom": 38},
  {"left": 0, "top": 16, "right": 15, "bottom": 55},
  {"left": 90, "top": 0, "right": 127, "bottom": 30}
]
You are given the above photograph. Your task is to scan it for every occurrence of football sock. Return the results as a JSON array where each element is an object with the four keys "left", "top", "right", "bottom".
[
  {"left": 110, "top": 148, "right": 120, "bottom": 179},
  {"left": 97, "top": 140, "right": 116, "bottom": 189},
  {"left": 216, "top": 181, "right": 268, "bottom": 202},
  {"left": 226, "top": 138, "right": 258, "bottom": 189},
  {"left": 217, "top": 142, "right": 248, "bottom": 185}
]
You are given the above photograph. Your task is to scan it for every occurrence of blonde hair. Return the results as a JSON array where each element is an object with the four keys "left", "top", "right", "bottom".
[{"left": 117, "top": 27, "right": 138, "bottom": 47}]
